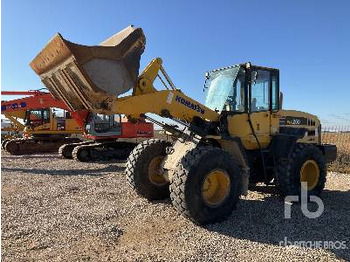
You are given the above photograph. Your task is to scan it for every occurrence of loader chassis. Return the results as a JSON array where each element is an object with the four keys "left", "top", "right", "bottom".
[{"left": 31, "top": 26, "right": 337, "bottom": 225}]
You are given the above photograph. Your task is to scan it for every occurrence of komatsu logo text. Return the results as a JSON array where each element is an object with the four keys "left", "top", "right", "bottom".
[{"left": 175, "top": 95, "right": 205, "bottom": 114}]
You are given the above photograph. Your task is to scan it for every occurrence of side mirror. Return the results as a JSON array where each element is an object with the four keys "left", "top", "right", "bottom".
[{"left": 203, "top": 72, "right": 210, "bottom": 92}]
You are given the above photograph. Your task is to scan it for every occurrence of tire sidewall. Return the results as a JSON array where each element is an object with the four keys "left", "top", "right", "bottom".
[
  {"left": 131, "top": 140, "right": 171, "bottom": 200},
  {"left": 288, "top": 145, "right": 326, "bottom": 197},
  {"left": 183, "top": 149, "right": 241, "bottom": 224}
]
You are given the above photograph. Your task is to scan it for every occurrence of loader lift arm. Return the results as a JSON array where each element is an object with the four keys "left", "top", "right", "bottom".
[
  {"left": 112, "top": 59, "right": 219, "bottom": 123},
  {"left": 29, "top": 28, "right": 219, "bottom": 135}
]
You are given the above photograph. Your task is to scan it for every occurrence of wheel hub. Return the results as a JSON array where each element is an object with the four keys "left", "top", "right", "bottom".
[
  {"left": 300, "top": 160, "right": 320, "bottom": 191},
  {"left": 148, "top": 156, "right": 167, "bottom": 186},
  {"left": 202, "top": 169, "right": 230, "bottom": 206}
]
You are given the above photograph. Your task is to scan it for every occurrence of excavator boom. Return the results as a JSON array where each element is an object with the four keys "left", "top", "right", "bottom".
[
  {"left": 1, "top": 90, "right": 88, "bottom": 128},
  {"left": 1, "top": 91, "right": 68, "bottom": 112}
]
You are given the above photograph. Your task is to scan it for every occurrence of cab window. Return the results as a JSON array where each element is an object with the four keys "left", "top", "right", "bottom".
[
  {"left": 223, "top": 68, "right": 246, "bottom": 112},
  {"left": 271, "top": 73, "right": 279, "bottom": 111},
  {"left": 250, "top": 70, "right": 270, "bottom": 112}
]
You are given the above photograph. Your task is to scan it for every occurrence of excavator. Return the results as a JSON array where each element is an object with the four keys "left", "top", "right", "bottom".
[
  {"left": 58, "top": 112, "right": 154, "bottom": 162},
  {"left": 31, "top": 26, "right": 337, "bottom": 225},
  {"left": 1, "top": 91, "right": 154, "bottom": 159},
  {"left": 1, "top": 111, "right": 25, "bottom": 149},
  {"left": 1, "top": 90, "right": 84, "bottom": 154}
]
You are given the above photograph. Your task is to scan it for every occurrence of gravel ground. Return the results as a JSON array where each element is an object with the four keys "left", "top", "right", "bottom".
[{"left": 1, "top": 151, "right": 350, "bottom": 261}]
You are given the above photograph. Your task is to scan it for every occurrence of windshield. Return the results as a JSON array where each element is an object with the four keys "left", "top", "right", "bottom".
[{"left": 205, "top": 66, "right": 246, "bottom": 112}]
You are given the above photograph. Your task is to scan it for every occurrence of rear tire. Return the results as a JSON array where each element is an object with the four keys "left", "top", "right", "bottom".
[
  {"left": 125, "top": 139, "right": 172, "bottom": 200},
  {"left": 170, "top": 147, "right": 242, "bottom": 225},
  {"left": 275, "top": 143, "right": 326, "bottom": 197}
]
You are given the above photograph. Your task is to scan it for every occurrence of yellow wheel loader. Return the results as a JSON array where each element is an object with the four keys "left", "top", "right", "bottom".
[{"left": 30, "top": 26, "right": 337, "bottom": 225}]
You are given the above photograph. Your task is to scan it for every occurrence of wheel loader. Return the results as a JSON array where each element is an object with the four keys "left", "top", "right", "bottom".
[{"left": 30, "top": 26, "right": 337, "bottom": 225}]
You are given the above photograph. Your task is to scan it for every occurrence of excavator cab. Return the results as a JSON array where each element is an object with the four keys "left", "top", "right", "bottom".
[
  {"left": 23, "top": 108, "right": 81, "bottom": 133},
  {"left": 25, "top": 109, "right": 50, "bottom": 128},
  {"left": 85, "top": 113, "right": 123, "bottom": 138}
]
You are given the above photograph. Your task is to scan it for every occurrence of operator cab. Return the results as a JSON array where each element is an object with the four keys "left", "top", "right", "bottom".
[
  {"left": 25, "top": 109, "right": 51, "bottom": 128},
  {"left": 25, "top": 108, "right": 72, "bottom": 131},
  {"left": 204, "top": 63, "right": 281, "bottom": 150},
  {"left": 85, "top": 113, "right": 124, "bottom": 137},
  {"left": 204, "top": 62, "right": 280, "bottom": 114}
]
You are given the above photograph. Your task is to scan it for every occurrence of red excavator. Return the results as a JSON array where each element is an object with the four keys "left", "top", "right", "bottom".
[
  {"left": 1, "top": 90, "right": 85, "bottom": 154},
  {"left": 2, "top": 90, "right": 154, "bottom": 159},
  {"left": 59, "top": 113, "right": 153, "bottom": 161}
]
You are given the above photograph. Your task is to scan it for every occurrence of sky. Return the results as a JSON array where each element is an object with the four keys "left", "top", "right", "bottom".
[{"left": 1, "top": 0, "right": 350, "bottom": 126}]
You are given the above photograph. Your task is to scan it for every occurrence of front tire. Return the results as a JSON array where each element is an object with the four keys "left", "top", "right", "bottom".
[
  {"left": 125, "top": 139, "right": 172, "bottom": 200},
  {"left": 170, "top": 147, "right": 242, "bottom": 225}
]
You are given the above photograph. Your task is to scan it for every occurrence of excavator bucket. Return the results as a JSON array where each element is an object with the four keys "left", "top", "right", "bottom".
[{"left": 30, "top": 26, "right": 145, "bottom": 114}]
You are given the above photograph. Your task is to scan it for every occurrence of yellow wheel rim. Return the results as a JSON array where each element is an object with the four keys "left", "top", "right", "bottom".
[
  {"left": 202, "top": 169, "right": 230, "bottom": 206},
  {"left": 300, "top": 160, "right": 320, "bottom": 191},
  {"left": 148, "top": 156, "right": 167, "bottom": 186}
]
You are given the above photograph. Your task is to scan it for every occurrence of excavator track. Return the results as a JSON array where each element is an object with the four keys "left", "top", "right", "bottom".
[
  {"left": 2, "top": 139, "right": 10, "bottom": 150},
  {"left": 4, "top": 137, "right": 82, "bottom": 155},
  {"left": 58, "top": 141, "right": 95, "bottom": 159},
  {"left": 72, "top": 141, "right": 137, "bottom": 162}
]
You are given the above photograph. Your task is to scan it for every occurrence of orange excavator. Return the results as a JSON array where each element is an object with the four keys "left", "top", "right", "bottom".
[
  {"left": 1, "top": 90, "right": 85, "bottom": 154},
  {"left": 2, "top": 90, "right": 154, "bottom": 159}
]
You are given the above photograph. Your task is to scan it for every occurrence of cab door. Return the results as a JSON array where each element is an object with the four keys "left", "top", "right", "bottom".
[
  {"left": 227, "top": 68, "right": 279, "bottom": 150},
  {"left": 248, "top": 69, "right": 272, "bottom": 148}
]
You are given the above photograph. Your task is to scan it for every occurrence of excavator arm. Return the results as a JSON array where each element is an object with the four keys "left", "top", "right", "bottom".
[
  {"left": 1, "top": 91, "right": 68, "bottom": 112},
  {"left": 1, "top": 90, "right": 88, "bottom": 128},
  {"left": 2, "top": 112, "right": 25, "bottom": 131}
]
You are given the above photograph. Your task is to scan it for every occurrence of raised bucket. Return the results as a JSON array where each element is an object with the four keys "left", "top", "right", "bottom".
[{"left": 30, "top": 26, "right": 145, "bottom": 113}]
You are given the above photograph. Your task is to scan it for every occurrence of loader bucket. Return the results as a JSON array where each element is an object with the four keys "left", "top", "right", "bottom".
[{"left": 30, "top": 26, "right": 145, "bottom": 113}]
